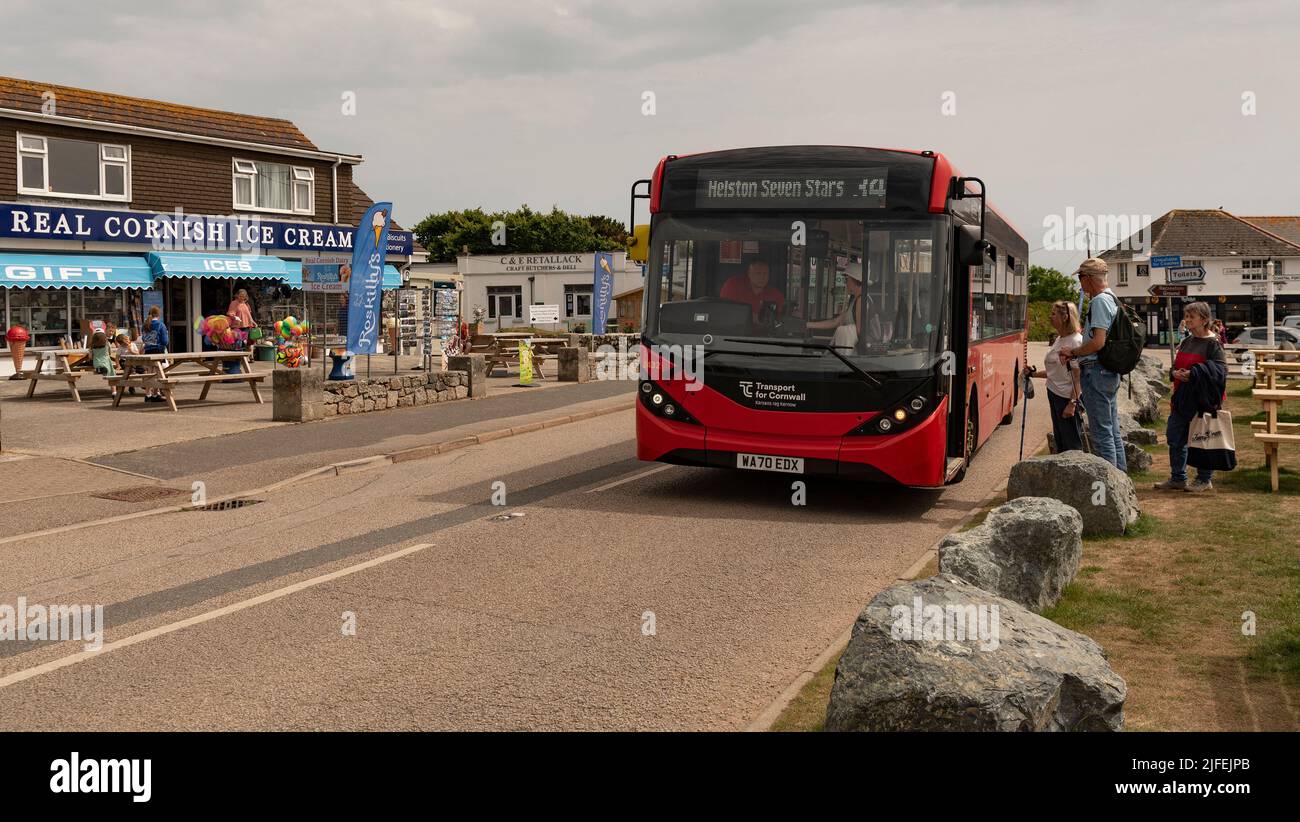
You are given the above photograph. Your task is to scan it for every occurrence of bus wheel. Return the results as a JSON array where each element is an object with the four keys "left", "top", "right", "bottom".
[{"left": 1000, "top": 363, "right": 1018, "bottom": 426}]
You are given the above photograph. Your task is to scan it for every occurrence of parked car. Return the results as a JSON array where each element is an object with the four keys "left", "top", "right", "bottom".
[
  {"left": 1227, "top": 325, "right": 1300, "bottom": 360},
  {"left": 1282, "top": 315, "right": 1300, "bottom": 329}
]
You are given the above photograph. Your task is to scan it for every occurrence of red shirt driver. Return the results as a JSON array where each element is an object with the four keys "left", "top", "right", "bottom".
[{"left": 721, "top": 260, "right": 784, "bottom": 319}]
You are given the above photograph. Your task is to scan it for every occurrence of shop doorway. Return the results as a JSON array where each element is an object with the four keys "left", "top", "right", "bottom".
[{"left": 161, "top": 277, "right": 192, "bottom": 353}]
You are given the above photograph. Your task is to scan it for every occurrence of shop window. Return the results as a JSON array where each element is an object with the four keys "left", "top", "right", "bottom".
[
  {"left": 17, "top": 134, "right": 130, "bottom": 201},
  {"left": 233, "top": 159, "right": 314, "bottom": 215},
  {"left": 565, "top": 284, "right": 593, "bottom": 317},
  {"left": 486, "top": 286, "right": 523, "bottom": 320},
  {"left": 7, "top": 288, "right": 72, "bottom": 347}
]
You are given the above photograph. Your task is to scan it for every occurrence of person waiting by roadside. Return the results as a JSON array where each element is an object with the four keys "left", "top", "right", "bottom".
[
  {"left": 1026, "top": 301, "right": 1085, "bottom": 453},
  {"left": 141, "top": 306, "right": 169, "bottom": 403},
  {"left": 1059, "top": 258, "right": 1126, "bottom": 471},
  {"left": 1155, "top": 301, "right": 1228, "bottom": 492},
  {"left": 1213, "top": 318, "right": 1228, "bottom": 346}
]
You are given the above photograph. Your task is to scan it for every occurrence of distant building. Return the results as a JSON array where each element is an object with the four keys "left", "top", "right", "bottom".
[
  {"left": 1101, "top": 209, "right": 1300, "bottom": 343},
  {"left": 459, "top": 251, "right": 642, "bottom": 332}
]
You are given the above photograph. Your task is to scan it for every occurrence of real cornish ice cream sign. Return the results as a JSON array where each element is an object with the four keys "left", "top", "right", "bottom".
[{"left": 0, "top": 203, "right": 413, "bottom": 255}]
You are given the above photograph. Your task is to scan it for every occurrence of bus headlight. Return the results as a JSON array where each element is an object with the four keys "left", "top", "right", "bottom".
[
  {"left": 638, "top": 379, "right": 698, "bottom": 425},
  {"left": 910, "top": 397, "right": 925, "bottom": 412},
  {"left": 893, "top": 408, "right": 907, "bottom": 422},
  {"left": 878, "top": 417, "right": 893, "bottom": 432}
]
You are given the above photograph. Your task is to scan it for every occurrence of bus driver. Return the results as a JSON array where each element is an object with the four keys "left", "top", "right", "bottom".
[{"left": 721, "top": 259, "right": 785, "bottom": 319}]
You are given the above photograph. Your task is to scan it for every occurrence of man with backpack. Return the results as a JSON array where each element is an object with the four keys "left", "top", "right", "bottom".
[{"left": 1058, "top": 258, "right": 1143, "bottom": 472}]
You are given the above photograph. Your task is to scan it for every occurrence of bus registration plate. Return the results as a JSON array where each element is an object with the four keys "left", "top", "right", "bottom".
[{"left": 736, "top": 453, "right": 804, "bottom": 474}]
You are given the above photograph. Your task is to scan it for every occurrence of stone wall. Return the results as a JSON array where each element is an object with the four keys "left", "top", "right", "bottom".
[{"left": 322, "top": 371, "right": 468, "bottom": 416}]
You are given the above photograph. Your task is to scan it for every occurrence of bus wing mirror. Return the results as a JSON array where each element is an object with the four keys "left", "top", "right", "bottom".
[
  {"left": 956, "top": 225, "right": 988, "bottom": 267},
  {"left": 627, "top": 224, "right": 650, "bottom": 263}
]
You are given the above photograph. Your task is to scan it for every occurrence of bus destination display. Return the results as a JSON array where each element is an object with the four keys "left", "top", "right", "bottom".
[{"left": 694, "top": 168, "right": 888, "bottom": 209}]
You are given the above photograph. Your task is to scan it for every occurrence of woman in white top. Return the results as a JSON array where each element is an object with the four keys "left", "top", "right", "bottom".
[{"left": 1024, "top": 300, "right": 1085, "bottom": 453}]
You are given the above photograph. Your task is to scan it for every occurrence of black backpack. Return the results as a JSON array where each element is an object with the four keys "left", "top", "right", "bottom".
[{"left": 1095, "top": 291, "right": 1144, "bottom": 375}]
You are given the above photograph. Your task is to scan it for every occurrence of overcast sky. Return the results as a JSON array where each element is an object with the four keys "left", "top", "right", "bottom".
[{"left": 5, "top": 0, "right": 1299, "bottom": 271}]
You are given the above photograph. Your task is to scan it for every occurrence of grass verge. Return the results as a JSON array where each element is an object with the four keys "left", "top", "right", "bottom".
[{"left": 769, "top": 381, "right": 1300, "bottom": 731}]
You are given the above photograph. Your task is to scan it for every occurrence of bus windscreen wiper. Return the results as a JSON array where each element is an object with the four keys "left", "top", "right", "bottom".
[{"left": 720, "top": 337, "right": 883, "bottom": 388}]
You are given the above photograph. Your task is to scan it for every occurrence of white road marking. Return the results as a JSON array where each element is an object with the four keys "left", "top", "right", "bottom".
[
  {"left": 0, "top": 542, "right": 435, "bottom": 691},
  {"left": 585, "top": 464, "right": 673, "bottom": 493}
]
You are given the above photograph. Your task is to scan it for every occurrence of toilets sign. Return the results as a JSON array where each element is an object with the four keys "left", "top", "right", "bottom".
[{"left": 0, "top": 203, "right": 413, "bottom": 255}]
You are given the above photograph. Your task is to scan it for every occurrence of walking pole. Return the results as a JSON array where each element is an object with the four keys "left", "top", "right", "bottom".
[{"left": 1018, "top": 368, "right": 1033, "bottom": 461}]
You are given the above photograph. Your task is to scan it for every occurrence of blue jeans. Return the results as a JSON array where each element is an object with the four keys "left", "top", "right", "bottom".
[
  {"left": 1079, "top": 362, "right": 1126, "bottom": 471},
  {"left": 1166, "top": 408, "right": 1213, "bottom": 484}
]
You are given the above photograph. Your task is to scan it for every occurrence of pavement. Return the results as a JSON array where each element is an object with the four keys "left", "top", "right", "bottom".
[{"left": 0, "top": 344, "right": 1054, "bottom": 731}]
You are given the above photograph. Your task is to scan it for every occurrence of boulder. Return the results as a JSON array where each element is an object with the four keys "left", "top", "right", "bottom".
[
  {"left": 1007, "top": 451, "right": 1140, "bottom": 536},
  {"left": 938, "top": 497, "right": 1082, "bottom": 611},
  {"left": 1124, "top": 441, "right": 1153, "bottom": 474},
  {"left": 825, "top": 575, "right": 1126, "bottom": 731},
  {"left": 1118, "top": 412, "right": 1158, "bottom": 446}
]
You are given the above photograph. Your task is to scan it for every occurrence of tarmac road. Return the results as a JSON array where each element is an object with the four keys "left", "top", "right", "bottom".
[{"left": 0, "top": 354, "right": 1052, "bottom": 730}]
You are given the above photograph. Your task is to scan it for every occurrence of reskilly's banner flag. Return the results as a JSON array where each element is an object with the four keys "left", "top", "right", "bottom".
[{"left": 345, "top": 202, "right": 392, "bottom": 355}]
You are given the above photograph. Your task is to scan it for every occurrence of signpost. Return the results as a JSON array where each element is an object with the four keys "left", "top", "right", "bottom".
[
  {"left": 1147, "top": 284, "right": 1187, "bottom": 298},
  {"left": 528, "top": 303, "right": 560, "bottom": 330},
  {"left": 1166, "top": 265, "right": 1206, "bottom": 285}
]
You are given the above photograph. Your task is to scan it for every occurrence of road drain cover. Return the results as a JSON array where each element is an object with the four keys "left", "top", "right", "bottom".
[
  {"left": 190, "top": 498, "right": 263, "bottom": 512},
  {"left": 92, "top": 485, "right": 188, "bottom": 503},
  {"left": 488, "top": 511, "right": 526, "bottom": 521}
]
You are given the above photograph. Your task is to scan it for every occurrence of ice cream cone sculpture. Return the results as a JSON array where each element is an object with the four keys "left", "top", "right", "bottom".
[{"left": 6, "top": 324, "right": 29, "bottom": 377}]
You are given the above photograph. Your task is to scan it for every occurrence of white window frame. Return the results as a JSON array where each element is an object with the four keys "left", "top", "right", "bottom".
[
  {"left": 232, "top": 158, "right": 315, "bottom": 216},
  {"left": 1240, "top": 259, "right": 1282, "bottom": 281},
  {"left": 1118, "top": 263, "right": 1129, "bottom": 285},
  {"left": 16, "top": 133, "right": 131, "bottom": 202}
]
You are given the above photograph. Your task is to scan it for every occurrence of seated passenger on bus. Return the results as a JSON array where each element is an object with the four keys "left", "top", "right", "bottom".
[{"left": 720, "top": 259, "right": 785, "bottom": 319}]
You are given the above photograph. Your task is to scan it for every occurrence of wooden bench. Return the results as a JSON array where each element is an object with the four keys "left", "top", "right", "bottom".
[
  {"left": 474, "top": 338, "right": 552, "bottom": 378},
  {"left": 23, "top": 348, "right": 93, "bottom": 402},
  {"left": 112, "top": 352, "right": 264, "bottom": 412},
  {"left": 1251, "top": 387, "right": 1300, "bottom": 491}
]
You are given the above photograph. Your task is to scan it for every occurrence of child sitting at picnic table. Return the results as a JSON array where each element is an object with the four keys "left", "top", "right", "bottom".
[
  {"left": 89, "top": 330, "right": 116, "bottom": 381},
  {"left": 114, "top": 332, "right": 140, "bottom": 395}
]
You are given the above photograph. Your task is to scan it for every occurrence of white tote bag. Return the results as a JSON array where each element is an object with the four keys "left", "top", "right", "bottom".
[{"left": 1187, "top": 410, "right": 1237, "bottom": 472}]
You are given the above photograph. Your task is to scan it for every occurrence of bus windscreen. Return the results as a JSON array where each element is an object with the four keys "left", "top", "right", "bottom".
[{"left": 646, "top": 214, "right": 949, "bottom": 373}]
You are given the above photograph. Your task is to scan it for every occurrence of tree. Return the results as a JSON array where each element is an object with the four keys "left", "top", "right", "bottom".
[
  {"left": 1027, "top": 265, "right": 1080, "bottom": 303},
  {"left": 413, "top": 206, "right": 627, "bottom": 263}
]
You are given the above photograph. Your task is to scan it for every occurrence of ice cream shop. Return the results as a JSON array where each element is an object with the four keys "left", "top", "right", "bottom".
[
  {"left": 1, "top": 204, "right": 413, "bottom": 377},
  {"left": 0, "top": 75, "right": 421, "bottom": 376}
]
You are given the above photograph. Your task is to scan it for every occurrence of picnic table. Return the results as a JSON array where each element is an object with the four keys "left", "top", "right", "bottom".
[
  {"left": 470, "top": 334, "right": 555, "bottom": 378},
  {"left": 23, "top": 348, "right": 92, "bottom": 401},
  {"left": 1250, "top": 351, "right": 1300, "bottom": 491},
  {"left": 110, "top": 351, "right": 265, "bottom": 412}
]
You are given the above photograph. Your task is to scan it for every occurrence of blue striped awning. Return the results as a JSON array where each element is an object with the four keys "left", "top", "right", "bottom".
[
  {"left": 146, "top": 252, "right": 294, "bottom": 280},
  {"left": 0, "top": 253, "right": 154, "bottom": 289},
  {"left": 383, "top": 265, "right": 402, "bottom": 290}
]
